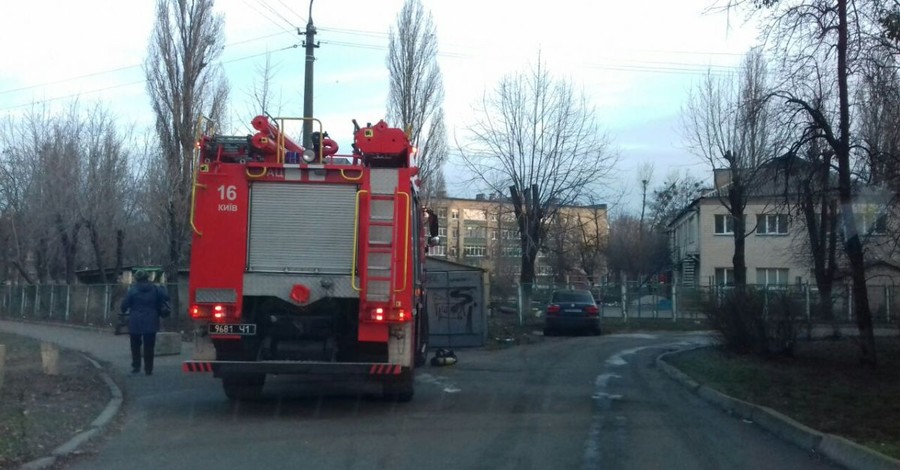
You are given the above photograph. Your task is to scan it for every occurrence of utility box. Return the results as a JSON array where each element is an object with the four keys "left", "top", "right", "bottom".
[{"left": 425, "top": 258, "right": 487, "bottom": 347}]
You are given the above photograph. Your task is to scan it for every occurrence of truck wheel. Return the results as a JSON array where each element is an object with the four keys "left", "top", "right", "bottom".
[
  {"left": 222, "top": 375, "right": 265, "bottom": 401},
  {"left": 382, "top": 375, "right": 414, "bottom": 403}
]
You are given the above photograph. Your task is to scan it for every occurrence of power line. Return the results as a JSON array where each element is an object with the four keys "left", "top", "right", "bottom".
[
  {"left": 272, "top": 0, "right": 306, "bottom": 24},
  {"left": 0, "top": 31, "right": 293, "bottom": 98},
  {"left": 0, "top": 44, "right": 301, "bottom": 112},
  {"left": 323, "top": 38, "right": 739, "bottom": 76}
]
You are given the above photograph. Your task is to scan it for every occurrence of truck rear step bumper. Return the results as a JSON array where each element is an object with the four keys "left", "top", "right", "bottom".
[{"left": 183, "top": 360, "right": 408, "bottom": 377}]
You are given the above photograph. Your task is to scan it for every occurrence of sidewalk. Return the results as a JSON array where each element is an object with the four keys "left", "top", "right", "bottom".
[{"left": 0, "top": 319, "right": 191, "bottom": 469}]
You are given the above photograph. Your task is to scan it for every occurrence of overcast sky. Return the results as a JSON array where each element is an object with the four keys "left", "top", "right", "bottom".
[{"left": 0, "top": 0, "right": 759, "bottom": 213}]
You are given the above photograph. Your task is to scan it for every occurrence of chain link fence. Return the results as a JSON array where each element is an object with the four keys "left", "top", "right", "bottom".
[
  {"left": 496, "top": 281, "right": 900, "bottom": 327},
  {"left": 0, "top": 283, "right": 191, "bottom": 333}
]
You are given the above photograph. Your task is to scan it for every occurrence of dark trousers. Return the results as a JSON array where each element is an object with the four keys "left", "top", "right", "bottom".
[{"left": 130, "top": 333, "right": 157, "bottom": 373}]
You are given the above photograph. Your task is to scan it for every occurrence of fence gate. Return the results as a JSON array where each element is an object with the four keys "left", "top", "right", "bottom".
[{"left": 426, "top": 269, "right": 486, "bottom": 347}]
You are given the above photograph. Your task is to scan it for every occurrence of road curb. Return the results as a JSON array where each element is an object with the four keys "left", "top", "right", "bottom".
[
  {"left": 656, "top": 347, "right": 900, "bottom": 470},
  {"left": 19, "top": 351, "right": 124, "bottom": 470}
]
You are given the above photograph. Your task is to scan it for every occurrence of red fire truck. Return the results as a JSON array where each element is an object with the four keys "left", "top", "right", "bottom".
[{"left": 182, "top": 116, "right": 437, "bottom": 401}]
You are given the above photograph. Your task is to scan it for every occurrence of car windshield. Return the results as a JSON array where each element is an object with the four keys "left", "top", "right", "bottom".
[{"left": 552, "top": 291, "right": 594, "bottom": 303}]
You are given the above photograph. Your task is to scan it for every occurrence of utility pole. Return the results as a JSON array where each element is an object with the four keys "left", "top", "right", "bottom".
[{"left": 301, "top": 0, "right": 318, "bottom": 149}]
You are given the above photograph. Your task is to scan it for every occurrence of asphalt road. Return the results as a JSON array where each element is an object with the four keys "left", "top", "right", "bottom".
[{"left": 0, "top": 321, "right": 840, "bottom": 470}]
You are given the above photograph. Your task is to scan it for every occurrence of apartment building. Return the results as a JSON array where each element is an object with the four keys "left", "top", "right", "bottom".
[{"left": 428, "top": 193, "right": 608, "bottom": 288}]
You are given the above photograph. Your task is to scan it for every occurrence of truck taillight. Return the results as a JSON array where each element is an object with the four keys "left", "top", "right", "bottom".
[
  {"left": 367, "top": 307, "right": 410, "bottom": 322},
  {"left": 190, "top": 305, "right": 205, "bottom": 319},
  {"left": 190, "top": 304, "right": 236, "bottom": 320}
]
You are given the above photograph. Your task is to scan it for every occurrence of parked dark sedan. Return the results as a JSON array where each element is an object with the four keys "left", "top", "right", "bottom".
[{"left": 543, "top": 289, "right": 601, "bottom": 336}]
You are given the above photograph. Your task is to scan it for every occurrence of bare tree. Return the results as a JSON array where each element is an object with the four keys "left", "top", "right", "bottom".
[
  {"left": 145, "top": 0, "right": 229, "bottom": 314},
  {"left": 682, "top": 48, "right": 784, "bottom": 289},
  {"left": 461, "top": 59, "right": 616, "bottom": 312},
  {"left": 245, "top": 52, "right": 284, "bottom": 123},
  {"left": 726, "top": 0, "right": 881, "bottom": 364},
  {"left": 387, "top": 0, "right": 447, "bottom": 201},
  {"left": 80, "top": 104, "right": 134, "bottom": 283}
]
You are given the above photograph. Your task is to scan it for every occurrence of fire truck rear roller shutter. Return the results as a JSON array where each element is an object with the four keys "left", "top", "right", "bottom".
[
  {"left": 247, "top": 183, "right": 356, "bottom": 274},
  {"left": 195, "top": 288, "right": 237, "bottom": 304}
]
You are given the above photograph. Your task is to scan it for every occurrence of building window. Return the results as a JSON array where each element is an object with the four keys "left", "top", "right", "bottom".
[
  {"left": 714, "top": 267, "right": 735, "bottom": 286},
  {"left": 464, "top": 245, "right": 486, "bottom": 257},
  {"left": 756, "top": 268, "right": 788, "bottom": 285},
  {"left": 491, "top": 230, "right": 498, "bottom": 240},
  {"left": 714, "top": 215, "right": 734, "bottom": 234},
  {"left": 502, "top": 229, "right": 518, "bottom": 240},
  {"left": 756, "top": 214, "right": 788, "bottom": 235},
  {"left": 429, "top": 245, "right": 446, "bottom": 257},
  {"left": 450, "top": 209, "right": 459, "bottom": 220},
  {"left": 502, "top": 246, "right": 521, "bottom": 257},
  {"left": 438, "top": 227, "right": 447, "bottom": 237},
  {"left": 466, "top": 225, "right": 486, "bottom": 238},
  {"left": 449, "top": 247, "right": 458, "bottom": 257},
  {"left": 451, "top": 227, "right": 459, "bottom": 238}
]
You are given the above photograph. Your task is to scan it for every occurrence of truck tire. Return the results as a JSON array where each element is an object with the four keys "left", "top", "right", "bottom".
[{"left": 222, "top": 375, "right": 265, "bottom": 401}]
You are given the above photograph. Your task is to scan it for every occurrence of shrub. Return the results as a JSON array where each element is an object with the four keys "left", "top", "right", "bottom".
[{"left": 702, "top": 287, "right": 800, "bottom": 357}]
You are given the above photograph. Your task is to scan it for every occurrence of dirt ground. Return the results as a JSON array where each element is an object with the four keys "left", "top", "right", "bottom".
[{"left": 0, "top": 332, "right": 108, "bottom": 469}]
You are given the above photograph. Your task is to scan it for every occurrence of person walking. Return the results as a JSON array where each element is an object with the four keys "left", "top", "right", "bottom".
[{"left": 120, "top": 270, "right": 170, "bottom": 375}]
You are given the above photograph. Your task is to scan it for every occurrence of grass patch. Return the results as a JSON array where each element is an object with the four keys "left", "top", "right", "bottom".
[
  {"left": 0, "top": 332, "right": 108, "bottom": 468},
  {"left": 667, "top": 338, "right": 900, "bottom": 460}
]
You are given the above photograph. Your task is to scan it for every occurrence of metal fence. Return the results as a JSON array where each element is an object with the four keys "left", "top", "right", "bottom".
[
  {"left": 505, "top": 281, "right": 900, "bottom": 325},
  {"left": 0, "top": 283, "right": 192, "bottom": 333}
]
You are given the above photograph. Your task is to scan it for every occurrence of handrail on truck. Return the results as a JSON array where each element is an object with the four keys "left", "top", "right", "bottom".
[
  {"left": 395, "top": 191, "right": 410, "bottom": 293},
  {"left": 351, "top": 190, "right": 369, "bottom": 292},
  {"left": 189, "top": 115, "right": 214, "bottom": 236}
]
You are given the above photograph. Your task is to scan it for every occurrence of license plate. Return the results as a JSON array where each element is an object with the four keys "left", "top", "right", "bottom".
[{"left": 209, "top": 324, "right": 256, "bottom": 335}]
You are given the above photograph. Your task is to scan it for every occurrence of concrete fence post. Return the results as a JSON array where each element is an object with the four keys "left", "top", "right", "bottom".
[
  {"left": 104, "top": 284, "right": 110, "bottom": 323},
  {"left": 0, "top": 344, "right": 6, "bottom": 391},
  {"left": 805, "top": 283, "right": 811, "bottom": 322},
  {"left": 847, "top": 285, "right": 853, "bottom": 322},
  {"left": 672, "top": 282, "right": 678, "bottom": 322},
  {"left": 65, "top": 284, "right": 71, "bottom": 321},
  {"left": 33, "top": 284, "right": 39, "bottom": 317},
  {"left": 83, "top": 287, "right": 90, "bottom": 324},
  {"left": 49, "top": 285, "right": 55, "bottom": 320}
]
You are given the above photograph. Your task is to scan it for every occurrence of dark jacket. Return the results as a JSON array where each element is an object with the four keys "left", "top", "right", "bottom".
[{"left": 121, "top": 281, "right": 169, "bottom": 335}]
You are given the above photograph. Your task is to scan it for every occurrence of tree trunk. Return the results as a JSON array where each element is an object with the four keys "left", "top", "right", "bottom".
[
  {"left": 115, "top": 229, "right": 124, "bottom": 282},
  {"left": 166, "top": 200, "right": 183, "bottom": 319},
  {"left": 87, "top": 221, "right": 108, "bottom": 285},
  {"left": 730, "top": 186, "right": 747, "bottom": 289},
  {"left": 837, "top": 0, "right": 876, "bottom": 365}
]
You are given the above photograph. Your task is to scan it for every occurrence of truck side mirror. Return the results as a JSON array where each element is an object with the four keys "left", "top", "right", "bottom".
[{"left": 426, "top": 209, "right": 440, "bottom": 246}]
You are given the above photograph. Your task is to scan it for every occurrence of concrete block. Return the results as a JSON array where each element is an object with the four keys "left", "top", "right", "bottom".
[
  {"left": 817, "top": 434, "right": 900, "bottom": 470},
  {"left": 155, "top": 332, "right": 182, "bottom": 356}
]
